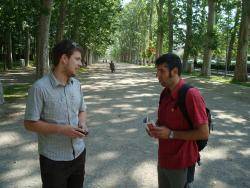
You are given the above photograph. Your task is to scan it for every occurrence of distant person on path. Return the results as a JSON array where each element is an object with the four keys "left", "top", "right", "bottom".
[
  {"left": 0, "top": 80, "right": 4, "bottom": 104},
  {"left": 24, "top": 40, "right": 88, "bottom": 188},
  {"left": 146, "top": 53, "right": 209, "bottom": 188},
  {"left": 109, "top": 61, "right": 115, "bottom": 73}
]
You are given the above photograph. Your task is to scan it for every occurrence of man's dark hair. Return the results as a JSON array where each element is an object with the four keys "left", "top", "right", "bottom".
[
  {"left": 155, "top": 53, "right": 182, "bottom": 76},
  {"left": 52, "top": 39, "right": 83, "bottom": 67}
]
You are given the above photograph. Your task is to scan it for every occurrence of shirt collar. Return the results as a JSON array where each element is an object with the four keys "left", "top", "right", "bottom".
[
  {"left": 49, "top": 72, "right": 74, "bottom": 88},
  {"left": 169, "top": 78, "right": 185, "bottom": 100}
]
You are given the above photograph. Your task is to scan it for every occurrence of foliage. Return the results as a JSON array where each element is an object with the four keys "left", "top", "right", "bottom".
[{"left": 3, "top": 83, "right": 32, "bottom": 101}]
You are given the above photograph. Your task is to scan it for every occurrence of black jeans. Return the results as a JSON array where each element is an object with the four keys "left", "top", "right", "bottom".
[{"left": 39, "top": 149, "right": 86, "bottom": 188}]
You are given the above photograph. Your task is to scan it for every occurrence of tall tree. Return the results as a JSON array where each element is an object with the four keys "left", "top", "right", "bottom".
[
  {"left": 25, "top": 28, "right": 30, "bottom": 67},
  {"left": 234, "top": 0, "right": 250, "bottom": 82},
  {"left": 36, "top": 0, "right": 53, "bottom": 78},
  {"left": 55, "top": 0, "right": 67, "bottom": 43},
  {"left": 148, "top": 0, "right": 154, "bottom": 43},
  {"left": 182, "top": 0, "right": 193, "bottom": 72},
  {"left": 226, "top": 1, "right": 240, "bottom": 68},
  {"left": 202, "top": 0, "right": 216, "bottom": 76},
  {"left": 156, "top": 0, "right": 164, "bottom": 57},
  {"left": 7, "top": 32, "right": 13, "bottom": 69},
  {"left": 167, "top": 0, "right": 173, "bottom": 52}
]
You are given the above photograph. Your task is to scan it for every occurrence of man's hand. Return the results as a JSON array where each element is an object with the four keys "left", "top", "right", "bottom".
[
  {"left": 78, "top": 122, "right": 89, "bottom": 136},
  {"left": 149, "top": 126, "right": 170, "bottom": 139},
  {"left": 59, "top": 125, "right": 86, "bottom": 138},
  {"left": 145, "top": 127, "right": 153, "bottom": 137}
]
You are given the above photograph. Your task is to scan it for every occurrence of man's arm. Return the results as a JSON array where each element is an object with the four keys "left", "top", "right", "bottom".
[
  {"left": 173, "top": 123, "right": 209, "bottom": 140},
  {"left": 24, "top": 120, "right": 85, "bottom": 138},
  {"left": 78, "top": 111, "right": 88, "bottom": 132},
  {"left": 149, "top": 124, "right": 209, "bottom": 140}
]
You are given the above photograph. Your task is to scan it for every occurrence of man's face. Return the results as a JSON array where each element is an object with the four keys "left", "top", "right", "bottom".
[
  {"left": 65, "top": 51, "right": 82, "bottom": 77},
  {"left": 156, "top": 64, "right": 174, "bottom": 87}
]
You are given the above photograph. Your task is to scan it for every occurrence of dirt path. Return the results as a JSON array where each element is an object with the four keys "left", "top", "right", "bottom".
[{"left": 0, "top": 63, "right": 249, "bottom": 188}]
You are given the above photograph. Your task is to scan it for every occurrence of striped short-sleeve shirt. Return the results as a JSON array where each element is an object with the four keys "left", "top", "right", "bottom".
[{"left": 25, "top": 73, "right": 87, "bottom": 161}]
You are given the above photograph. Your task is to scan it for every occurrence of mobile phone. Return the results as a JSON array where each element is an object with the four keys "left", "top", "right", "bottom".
[
  {"left": 77, "top": 129, "right": 89, "bottom": 135},
  {"left": 143, "top": 116, "right": 155, "bottom": 130}
]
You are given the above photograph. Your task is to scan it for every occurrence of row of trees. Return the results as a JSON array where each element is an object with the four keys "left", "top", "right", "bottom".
[
  {"left": 110, "top": 0, "right": 250, "bottom": 82},
  {"left": 0, "top": 0, "right": 121, "bottom": 78}
]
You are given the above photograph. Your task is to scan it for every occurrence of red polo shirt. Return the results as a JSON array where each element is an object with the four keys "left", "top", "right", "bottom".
[{"left": 158, "top": 79, "right": 208, "bottom": 169}]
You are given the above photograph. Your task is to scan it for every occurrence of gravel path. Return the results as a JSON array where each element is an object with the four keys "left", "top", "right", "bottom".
[{"left": 0, "top": 63, "right": 249, "bottom": 188}]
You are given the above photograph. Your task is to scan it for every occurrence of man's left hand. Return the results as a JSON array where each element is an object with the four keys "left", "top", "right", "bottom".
[{"left": 78, "top": 122, "right": 89, "bottom": 135}]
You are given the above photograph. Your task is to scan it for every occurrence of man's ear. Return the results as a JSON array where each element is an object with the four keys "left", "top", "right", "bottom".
[
  {"left": 60, "top": 54, "right": 68, "bottom": 65},
  {"left": 171, "top": 67, "right": 179, "bottom": 76}
]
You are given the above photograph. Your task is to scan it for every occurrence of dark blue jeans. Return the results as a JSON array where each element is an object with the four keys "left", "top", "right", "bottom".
[{"left": 39, "top": 149, "right": 86, "bottom": 188}]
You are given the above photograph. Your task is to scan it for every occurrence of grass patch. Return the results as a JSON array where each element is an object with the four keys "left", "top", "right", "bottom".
[
  {"left": 3, "top": 83, "right": 31, "bottom": 101},
  {"left": 0, "top": 60, "right": 36, "bottom": 72},
  {"left": 187, "top": 73, "right": 250, "bottom": 87},
  {"left": 78, "top": 67, "right": 88, "bottom": 73},
  {"left": 182, "top": 71, "right": 200, "bottom": 77},
  {"left": 209, "top": 75, "right": 232, "bottom": 84},
  {"left": 230, "top": 80, "right": 250, "bottom": 87}
]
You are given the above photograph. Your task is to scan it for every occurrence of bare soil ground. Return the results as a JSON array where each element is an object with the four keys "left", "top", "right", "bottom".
[{"left": 0, "top": 63, "right": 249, "bottom": 188}]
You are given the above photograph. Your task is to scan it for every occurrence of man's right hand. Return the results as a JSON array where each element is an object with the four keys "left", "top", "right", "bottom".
[
  {"left": 146, "top": 127, "right": 153, "bottom": 137},
  {"left": 59, "top": 126, "right": 86, "bottom": 138}
]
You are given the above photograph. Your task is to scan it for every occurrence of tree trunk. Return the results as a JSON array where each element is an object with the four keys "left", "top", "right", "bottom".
[
  {"left": 89, "top": 50, "right": 93, "bottom": 65},
  {"left": 55, "top": 0, "right": 67, "bottom": 43},
  {"left": 36, "top": 0, "right": 53, "bottom": 79},
  {"left": 234, "top": 0, "right": 250, "bottom": 82},
  {"left": 201, "top": 0, "right": 216, "bottom": 76},
  {"left": 3, "top": 44, "right": 7, "bottom": 71},
  {"left": 7, "top": 32, "right": 13, "bottom": 69},
  {"left": 25, "top": 29, "right": 30, "bottom": 67},
  {"left": 148, "top": 0, "right": 154, "bottom": 43},
  {"left": 147, "top": 0, "right": 154, "bottom": 61},
  {"left": 226, "top": 2, "right": 240, "bottom": 68},
  {"left": 156, "top": 0, "right": 164, "bottom": 58},
  {"left": 182, "top": 0, "right": 193, "bottom": 72},
  {"left": 167, "top": 0, "right": 173, "bottom": 52}
]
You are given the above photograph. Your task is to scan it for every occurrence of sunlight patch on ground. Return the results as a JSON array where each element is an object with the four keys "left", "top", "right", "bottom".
[
  {"left": 204, "top": 148, "right": 228, "bottom": 160},
  {"left": 124, "top": 93, "right": 157, "bottom": 99},
  {"left": 19, "top": 142, "right": 37, "bottom": 153},
  {"left": 111, "top": 117, "right": 138, "bottom": 123},
  {"left": 125, "top": 128, "right": 138, "bottom": 133},
  {"left": 15, "top": 175, "right": 41, "bottom": 188},
  {"left": 0, "top": 132, "right": 22, "bottom": 148},
  {"left": 116, "top": 78, "right": 156, "bottom": 85},
  {"left": 112, "top": 104, "right": 132, "bottom": 108},
  {"left": 1, "top": 162, "right": 38, "bottom": 182},
  {"left": 96, "top": 151, "right": 120, "bottom": 161},
  {"left": 208, "top": 180, "right": 232, "bottom": 188},
  {"left": 0, "top": 119, "right": 21, "bottom": 126},
  {"left": 92, "top": 108, "right": 112, "bottom": 114},
  {"left": 213, "top": 110, "right": 247, "bottom": 123},
  {"left": 134, "top": 107, "right": 148, "bottom": 112},
  {"left": 233, "top": 91, "right": 244, "bottom": 95},
  {"left": 95, "top": 172, "right": 122, "bottom": 188},
  {"left": 212, "top": 130, "right": 247, "bottom": 136},
  {"left": 238, "top": 148, "right": 250, "bottom": 157},
  {"left": 1, "top": 168, "right": 28, "bottom": 180},
  {"left": 131, "top": 161, "right": 157, "bottom": 187},
  {"left": 9, "top": 158, "right": 38, "bottom": 169}
]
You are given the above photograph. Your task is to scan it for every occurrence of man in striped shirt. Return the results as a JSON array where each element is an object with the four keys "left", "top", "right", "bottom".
[{"left": 24, "top": 40, "right": 88, "bottom": 188}]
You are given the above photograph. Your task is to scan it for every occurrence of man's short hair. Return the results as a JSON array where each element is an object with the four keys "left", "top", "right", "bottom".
[
  {"left": 155, "top": 53, "right": 182, "bottom": 76},
  {"left": 52, "top": 40, "right": 83, "bottom": 67}
]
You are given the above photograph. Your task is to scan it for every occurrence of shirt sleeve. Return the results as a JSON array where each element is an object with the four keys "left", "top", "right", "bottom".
[
  {"left": 24, "top": 85, "right": 43, "bottom": 121},
  {"left": 185, "top": 88, "right": 208, "bottom": 128},
  {"left": 79, "top": 85, "right": 87, "bottom": 112}
]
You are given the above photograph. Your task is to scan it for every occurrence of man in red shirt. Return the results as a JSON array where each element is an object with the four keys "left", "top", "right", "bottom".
[{"left": 147, "top": 53, "right": 209, "bottom": 188}]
